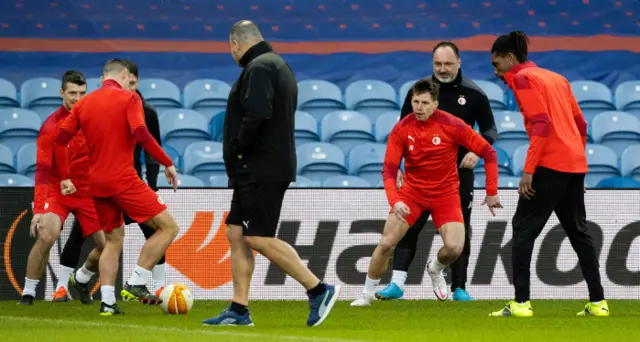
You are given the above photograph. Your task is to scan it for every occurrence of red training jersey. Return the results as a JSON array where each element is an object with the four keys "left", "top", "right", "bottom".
[
  {"left": 504, "top": 61, "right": 588, "bottom": 174},
  {"left": 54, "top": 79, "right": 173, "bottom": 197},
  {"left": 33, "top": 106, "right": 91, "bottom": 214},
  {"left": 382, "top": 110, "right": 499, "bottom": 207}
]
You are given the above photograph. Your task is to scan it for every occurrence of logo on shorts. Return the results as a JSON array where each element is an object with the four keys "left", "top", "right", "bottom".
[
  {"left": 157, "top": 196, "right": 165, "bottom": 205},
  {"left": 243, "top": 221, "right": 250, "bottom": 229},
  {"left": 432, "top": 134, "right": 441, "bottom": 145},
  {"left": 44, "top": 203, "right": 49, "bottom": 210},
  {"left": 458, "top": 95, "right": 466, "bottom": 106}
]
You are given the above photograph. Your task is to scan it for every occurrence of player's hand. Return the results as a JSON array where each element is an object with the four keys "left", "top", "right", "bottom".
[
  {"left": 165, "top": 165, "right": 178, "bottom": 192},
  {"left": 393, "top": 201, "right": 410, "bottom": 218},
  {"left": 396, "top": 170, "right": 404, "bottom": 190},
  {"left": 482, "top": 195, "right": 503, "bottom": 217},
  {"left": 460, "top": 152, "right": 479, "bottom": 169},
  {"left": 518, "top": 173, "right": 535, "bottom": 199},
  {"left": 60, "top": 179, "right": 76, "bottom": 195},
  {"left": 29, "top": 214, "right": 42, "bottom": 237}
]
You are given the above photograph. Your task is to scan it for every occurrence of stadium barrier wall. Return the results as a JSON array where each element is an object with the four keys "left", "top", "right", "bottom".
[{"left": 1, "top": 188, "right": 638, "bottom": 301}]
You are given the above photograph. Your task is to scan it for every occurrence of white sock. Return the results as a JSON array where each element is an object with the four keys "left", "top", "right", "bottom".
[
  {"left": 75, "top": 264, "right": 95, "bottom": 284},
  {"left": 101, "top": 285, "right": 116, "bottom": 305},
  {"left": 429, "top": 259, "right": 447, "bottom": 273},
  {"left": 364, "top": 276, "right": 380, "bottom": 296},
  {"left": 391, "top": 270, "right": 407, "bottom": 290},
  {"left": 23, "top": 278, "right": 39, "bottom": 297},
  {"left": 128, "top": 265, "right": 152, "bottom": 286},
  {"left": 56, "top": 266, "right": 74, "bottom": 290},
  {"left": 152, "top": 264, "right": 166, "bottom": 292}
]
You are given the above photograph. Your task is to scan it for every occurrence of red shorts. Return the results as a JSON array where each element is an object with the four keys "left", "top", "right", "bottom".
[
  {"left": 93, "top": 179, "right": 167, "bottom": 231},
  {"left": 44, "top": 192, "right": 101, "bottom": 237},
  {"left": 390, "top": 188, "right": 463, "bottom": 229}
]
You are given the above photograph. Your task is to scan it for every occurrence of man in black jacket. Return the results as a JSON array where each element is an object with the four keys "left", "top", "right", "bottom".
[
  {"left": 202, "top": 20, "right": 340, "bottom": 328},
  {"left": 375, "top": 42, "right": 497, "bottom": 302}
]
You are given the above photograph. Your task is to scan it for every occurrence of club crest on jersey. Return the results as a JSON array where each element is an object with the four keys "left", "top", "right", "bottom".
[
  {"left": 458, "top": 95, "right": 466, "bottom": 106},
  {"left": 432, "top": 134, "right": 441, "bottom": 145}
]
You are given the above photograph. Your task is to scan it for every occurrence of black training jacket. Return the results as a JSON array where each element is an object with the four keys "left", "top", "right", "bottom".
[{"left": 133, "top": 90, "right": 161, "bottom": 191}]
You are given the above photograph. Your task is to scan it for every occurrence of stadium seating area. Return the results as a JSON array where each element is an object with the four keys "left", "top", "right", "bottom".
[{"left": 1, "top": 76, "right": 640, "bottom": 189}]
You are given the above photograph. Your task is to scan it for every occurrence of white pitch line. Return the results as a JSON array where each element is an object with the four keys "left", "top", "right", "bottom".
[{"left": 0, "top": 315, "right": 375, "bottom": 342}]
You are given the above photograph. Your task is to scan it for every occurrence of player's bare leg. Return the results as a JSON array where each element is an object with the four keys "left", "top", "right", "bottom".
[
  {"left": 121, "top": 209, "right": 178, "bottom": 305},
  {"left": 20, "top": 213, "right": 63, "bottom": 305},
  {"left": 69, "top": 231, "right": 105, "bottom": 304},
  {"left": 351, "top": 213, "right": 411, "bottom": 307},
  {"left": 427, "top": 222, "right": 465, "bottom": 301},
  {"left": 97, "top": 226, "right": 124, "bottom": 315},
  {"left": 226, "top": 224, "right": 255, "bottom": 306}
]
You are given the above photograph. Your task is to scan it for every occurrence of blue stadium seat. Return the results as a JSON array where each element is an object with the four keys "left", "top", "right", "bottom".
[
  {"left": 570, "top": 81, "right": 616, "bottom": 124},
  {"left": 0, "top": 144, "right": 15, "bottom": 173},
  {"left": 16, "top": 142, "right": 37, "bottom": 179},
  {"left": 20, "top": 77, "right": 62, "bottom": 121},
  {"left": 475, "top": 145, "right": 512, "bottom": 177},
  {"left": 620, "top": 145, "right": 640, "bottom": 182},
  {"left": 163, "top": 145, "right": 181, "bottom": 170},
  {"left": 322, "top": 175, "right": 371, "bottom": 188},
  {"left": 0, "top": 109, "right": 42, "bottom": 154},
  {"left": 137, "top": 78, "right": 182, "bottom": 113},
  {"left": 614, "top": 81, "right": 640, "bottom": 116},
  {"left": 345, "top": 80, "right": 399, "bottom": 122},
  {"left": 85, "top": 77, "right": 102, "bottom": 94},
  {"left": 348, "top": 143, "right": 386, "bottom": 186},
  {"left": 297, "top": 80, "right": 346, "bottom": 123},
  {"left": 591, "top": 111, "right": 640, "bottom": 156},
  {"left": 159, "top": 109, "right": 211, "bottom": 154},
  {"left": 183, "top": 79, "right": 231, "bottom": 122},
  {"left": 0, "top": 173, "right": 34, "bottom": 186},
  {"left": 209, "top": 175, "right": 229, "bottom": 187},
  {"left": 498, "top": 176, "right": 521, "bottom": 188},
  {"left": 0, "top": 78, "right": 19, "bottom": 109},
  {"left": 374, "top": 111, "right": 400, "bottom": 142},
  {"left": 596, "top": 176, "right": 640, "bottom": 189},
  {"left": 208, "top": 111, "right": 225, "bottom": 142},
  {"left": 296, "top": 142, "right": 347, "bottom": 183},
  {"left": 494, "top": 111, "right": 528, "bottom": 156},
  {"left": 321, "top": 110, "right": 375, "bottom": 155},
  {"left": 158, "top": 173, "right": 204, "bottom": 187},
  {"left": 585, "top": 144, "right": 621, "bottom": 187},
  {"left": 295, "top": 111, "right": 320, "bottom": 148},
  {"left": 290, "top": 175, "right": 320, "bottom": 188},
  {"left": 473, "top": 80, "right": 506, "bottom": 110},
  {"left": 183, "top": 141, "right": 225, "bottom": 184},
  {"left": 398, "top": 80, "right": 418, "bottom": 105},
  {"left": 511, "top": 144, "right": 529, "bottom": 176}
]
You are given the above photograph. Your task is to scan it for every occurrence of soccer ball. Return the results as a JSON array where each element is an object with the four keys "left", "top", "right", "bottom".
[{"left": 159, "top": 283, "right": 194, "bottom": 315}]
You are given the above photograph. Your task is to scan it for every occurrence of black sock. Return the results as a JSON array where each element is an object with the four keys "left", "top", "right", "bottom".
[
  {"left": 307, "top": 281, "right": 326, "bottom": 298},
  {"left": 230, "top": 301, "right": 248, "bottom": 315}
]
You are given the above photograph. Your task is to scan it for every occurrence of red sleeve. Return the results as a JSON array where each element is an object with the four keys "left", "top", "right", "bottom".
[
  {"left": 453, "top": 124, "right": 498, "bottom": 196},
  {"left": 54, "top": 106, "right": 81, "bottom": 180},
  {"left": 33, "top": 120, "right": 55, "bottom": 214},
  {"left": 382, "top": 125, "right": 405, "bottom": 207},
  {"left": 126, "top": 95, "right": 173, "bottom": 167},
  {"left": 567, "top": 83, "right": 587, "bottom": 148},
  {"left": 512, "top": 74, "right": 551, "bottom": 175}
]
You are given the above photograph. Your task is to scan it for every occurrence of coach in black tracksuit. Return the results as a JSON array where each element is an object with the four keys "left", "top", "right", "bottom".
[{"left": 379, "top": 42, "right": 497, "bottom": 300}]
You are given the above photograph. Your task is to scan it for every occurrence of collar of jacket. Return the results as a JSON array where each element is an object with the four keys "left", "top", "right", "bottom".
[
  {"left": 430, "top": 69, "right": 463, "bottom": 89},
  {"left": 504, "top": 60, "right": 537, "bottom": 89},
  {"left": 239, "top": 41, "right": 273, "bottom": 67},
  {"left": 102, "top": 79, "right": 122, "bottom": 89}
]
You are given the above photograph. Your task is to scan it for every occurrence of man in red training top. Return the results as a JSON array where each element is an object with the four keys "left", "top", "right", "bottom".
[
  {"left": 19, "top": 70, "right": 106, "bottom": 306},
  {"left": 53, "top": 59, "right": 179, "bottom": 316},
  {"left": 489, "top": 31, "right": 608, "bottom": 318},
  {"left": 351, "top": 79, "right": 502, "bottom": 306}
]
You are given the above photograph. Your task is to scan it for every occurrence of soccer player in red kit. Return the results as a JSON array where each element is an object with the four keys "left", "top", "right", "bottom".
[
  {"left": 19, "top": 70, "right": 106, "bottom": 306},
  {"left": 351, "top": 79, "right": 502, "bottom": 307},
  {"left": 53, "top": 59, "right": 179, "bottom": 316}
]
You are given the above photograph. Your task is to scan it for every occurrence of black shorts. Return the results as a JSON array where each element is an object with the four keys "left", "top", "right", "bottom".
[{"left": 226, "top": 182, "right": 289, "bottom": 237}]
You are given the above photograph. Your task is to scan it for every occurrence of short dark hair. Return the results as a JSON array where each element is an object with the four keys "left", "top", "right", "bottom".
[
  {"left": 61, "top": 70, "right": 86, "bottom": 90},
  {"left": 491, "top": 31, "right": 530, "bottom": 63},
  {"left": 103, "top": 58, "right": 129, "bottom": 75},
  {"left": 432, "top": 41, "right": 460, "bottom": 58},
  {"left": 123, "top": 60, "right": 139, "bottom": 78},
  {"left": 411, "top": 78, "right": 440, "bottom": 101}
]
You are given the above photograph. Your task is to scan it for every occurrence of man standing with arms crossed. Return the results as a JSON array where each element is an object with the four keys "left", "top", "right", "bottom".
[
  {"left": 376, "top": 42, "right": 497, "bottom": 302},
  {"left": 202, "top": 20, "right": 340, "bottom": 327},
  {"left": 54, "top": 59, "right": 180, "bottom": 316},
  {"left": 488, "top": 31, "right": 608, "bottom": 317}
]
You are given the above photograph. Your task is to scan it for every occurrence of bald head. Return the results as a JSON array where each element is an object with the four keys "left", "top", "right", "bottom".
[{"left": 230, "top": 20, "right": 264, "bottom": 45}]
